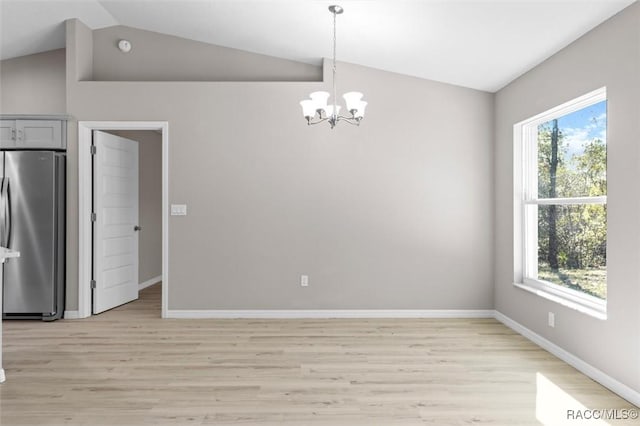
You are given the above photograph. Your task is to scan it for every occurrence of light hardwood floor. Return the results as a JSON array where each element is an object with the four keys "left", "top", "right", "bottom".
[{"left": 0, "top": 284, "right": 636, "bottom": 425}]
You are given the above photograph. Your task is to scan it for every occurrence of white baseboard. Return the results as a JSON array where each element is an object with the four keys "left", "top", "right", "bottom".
[
  {"left": 63, "top": 310, "right": 80, "bottom": 319},
  {"left": 139, "top": 276, "right": 162, "bottom": 291},
  {"left": 166, "top": 309, "right": 495, "bottom": 319},
  {"left": 494, "top": 310, "right": 640, "bottom": 407},
  {"left": 0, "top": 368, "right": 5, "bottom": 383}
]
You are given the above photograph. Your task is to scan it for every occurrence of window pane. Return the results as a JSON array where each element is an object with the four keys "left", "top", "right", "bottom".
[
  {"left": 537, "top": 100, "right": 607, "bottom": 198},
  {"left": 537, "top": 204, "right": 607, "bottom": 299}
]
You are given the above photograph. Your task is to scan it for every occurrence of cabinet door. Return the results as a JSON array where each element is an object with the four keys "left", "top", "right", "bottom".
[
  {"left": 16, "top": 120, "right": 63, "bottom": 149},
  {"left": 0, "top": 120, "right": 17, "bottom": 148}
]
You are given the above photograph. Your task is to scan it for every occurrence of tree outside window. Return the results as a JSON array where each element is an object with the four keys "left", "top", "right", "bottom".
[{"left": 536, "top": 100, "right": 607, "bottom": 299}]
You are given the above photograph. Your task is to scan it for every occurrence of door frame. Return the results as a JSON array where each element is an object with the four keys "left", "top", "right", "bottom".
[{"left": 78, "top": 121, "right": 169, "bottom": 318}]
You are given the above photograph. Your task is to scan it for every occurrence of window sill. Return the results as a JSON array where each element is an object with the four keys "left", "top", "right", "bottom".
[{"left": 513, "top": 281, "right": 607, "bottom": 320}]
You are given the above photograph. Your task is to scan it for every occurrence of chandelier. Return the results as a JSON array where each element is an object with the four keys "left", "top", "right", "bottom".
[{"left": 299, "top": 5, "right": 367, "bottom": 129}]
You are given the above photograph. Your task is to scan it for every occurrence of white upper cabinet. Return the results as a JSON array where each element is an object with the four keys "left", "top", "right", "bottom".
[
  {"left": 16, "top": 120, "right": 63, "bottom": 149},
  {"left": 0, "top": 119, "right": 65, "bottom": 150},
  {"left": 0, "top": 120, "right": 17, "bottom": 148}
]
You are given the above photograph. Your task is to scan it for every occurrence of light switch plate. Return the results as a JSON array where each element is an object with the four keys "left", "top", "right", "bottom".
[{"left": 171, "top": 204, "right": 187, "bottom": 216}]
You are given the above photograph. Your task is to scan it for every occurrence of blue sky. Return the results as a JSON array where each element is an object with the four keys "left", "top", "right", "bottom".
[{"left": 540, "top": 100, "right": 607, "bottom": 161}]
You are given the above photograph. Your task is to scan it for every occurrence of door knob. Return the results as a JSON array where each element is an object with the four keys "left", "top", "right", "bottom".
[{"left": 134, "top": 225, "right": 142, "bottom": 231}]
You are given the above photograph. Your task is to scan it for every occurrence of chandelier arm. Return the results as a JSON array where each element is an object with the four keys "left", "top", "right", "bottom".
[
  {"left": 336, "top": 114, "right": 361, "bottom": 122},
  {"left": 307, "top": 116, "right": 331, "bottom": 126},
  {"left": 340, "top": 118, "right": 361, "bottom": 126},
  {"left": 335, "top": 115, "right": 361, "bottom": 126}
]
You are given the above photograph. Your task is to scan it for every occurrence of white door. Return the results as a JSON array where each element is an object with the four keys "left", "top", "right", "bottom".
[{"left": 93, "top": 130, "right": 139, "bottom": 314}]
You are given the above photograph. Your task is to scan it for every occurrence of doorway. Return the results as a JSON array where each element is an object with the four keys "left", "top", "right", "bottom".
[{"left": 78, "top": 122, "right": 169, "bottom": 318}]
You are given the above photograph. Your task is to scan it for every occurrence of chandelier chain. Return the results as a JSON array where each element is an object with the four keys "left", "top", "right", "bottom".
[{"left": 332, "top": 9, "right": 337, "bottom": 117}]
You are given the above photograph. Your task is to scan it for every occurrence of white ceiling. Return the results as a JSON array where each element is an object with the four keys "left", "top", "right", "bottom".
[{"left": 0, "top": 0, "right": 636, "bottom": 92}]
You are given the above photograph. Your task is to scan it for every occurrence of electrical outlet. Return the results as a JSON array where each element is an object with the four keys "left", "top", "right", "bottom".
[
  {"left": 548, "top": 312, "right": 555, "bottom": 328},
  {"left": 171, "top": 204, "right": 187, "bottom": 216},
  {"left": 300, "top": 275, "right": 309, "bottom": 287}
]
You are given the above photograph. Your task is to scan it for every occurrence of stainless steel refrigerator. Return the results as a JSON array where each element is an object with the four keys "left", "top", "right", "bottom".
[{"left": 1, "top": 151, "right": 65, "bottom": 320}]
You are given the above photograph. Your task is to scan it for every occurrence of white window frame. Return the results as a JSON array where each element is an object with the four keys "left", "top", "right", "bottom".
[{"left": 513, "top": 87, "right": 607, "bottom": 319}]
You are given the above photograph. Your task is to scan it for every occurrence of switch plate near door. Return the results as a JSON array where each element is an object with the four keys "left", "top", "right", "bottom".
[
  {"left": 171, "top": 204, "right": 187, "bottom": 216},
  {"left": 300, "top": 275, "right": 309, "bottom": 287}
]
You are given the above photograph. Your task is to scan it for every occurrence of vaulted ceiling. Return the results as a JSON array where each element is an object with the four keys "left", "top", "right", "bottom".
[{"left": 0, "top": 0, "right": 635, "bottom": 92}]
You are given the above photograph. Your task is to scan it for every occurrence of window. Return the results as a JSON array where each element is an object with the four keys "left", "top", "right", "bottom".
[{"left": 514, "top": 88, "right": 607, "bottom": 318}]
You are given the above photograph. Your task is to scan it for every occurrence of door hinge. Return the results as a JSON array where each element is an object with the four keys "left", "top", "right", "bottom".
[
  {"left": 91, "top": 212, "right": 96, "bottom": 222},
  {"left": 90, "top": 280, "right": 96, "bottom": 289},
  {"left": 90, "top": 145, "right": 96, "bottom": 155}
]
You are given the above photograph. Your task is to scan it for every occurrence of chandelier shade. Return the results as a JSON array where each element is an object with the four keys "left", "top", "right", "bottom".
[
  {"left": 300, "top": 100, "right": 317, "bottom": 118},
  {"left": 310, "top": 91, "right": 330, "bottom": 112},
  {"left": 342, "top": 92, "right": 367, "bottom": 117},
  {"left": 299, "top": 5, "right": 367, "bottom": 129}
]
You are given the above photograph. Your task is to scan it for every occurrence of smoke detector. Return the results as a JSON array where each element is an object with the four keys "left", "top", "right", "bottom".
[{"left": 118, "top": 39, "right": 132, "bottom": 53}]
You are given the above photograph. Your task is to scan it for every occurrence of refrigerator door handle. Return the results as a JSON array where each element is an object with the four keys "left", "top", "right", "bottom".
[
  {"left": 6, "top": 177, "right": 12, "bottom": 250},
  {"left": 0, "top": 177, "right": 5, "bottom": 247}
]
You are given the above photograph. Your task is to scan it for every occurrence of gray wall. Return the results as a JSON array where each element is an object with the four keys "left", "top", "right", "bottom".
[
  {"left": 65, "top": 19, "right": 494, "bottom": 311},
  {"left": 0, "top": 49, "right": 66, "bottom": 114},
  {"left": 4, "top": 12, "right": 638, "bottom": 397},
  {"left": 109, "top": 130, "right": 163, "bottom": 285},
  {"left": 93, "top": 25, "right": 321, "bottom": 82},
  {"left": 494, "top": 2, "right": 640, "bottom": 392}
]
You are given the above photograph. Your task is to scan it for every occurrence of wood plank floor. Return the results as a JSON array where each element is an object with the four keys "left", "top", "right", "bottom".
[{"left": 0, "top": 284, "right": 636, "bottom": 425}]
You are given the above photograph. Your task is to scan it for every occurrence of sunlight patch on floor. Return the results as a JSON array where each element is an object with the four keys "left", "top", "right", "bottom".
[{"left": 536, "top": 372, "right": 609, "bottom": 425}]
